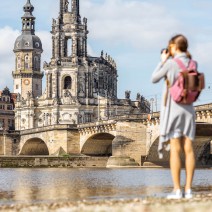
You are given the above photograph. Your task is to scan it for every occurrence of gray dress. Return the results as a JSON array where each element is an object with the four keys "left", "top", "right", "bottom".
[{"left": 151, "top": 52, "right": 196, "bottom": 159}]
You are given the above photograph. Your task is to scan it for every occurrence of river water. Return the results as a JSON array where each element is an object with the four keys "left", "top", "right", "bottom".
[{"left": 0, "top": 168, "right": 211, "bottom": 205}]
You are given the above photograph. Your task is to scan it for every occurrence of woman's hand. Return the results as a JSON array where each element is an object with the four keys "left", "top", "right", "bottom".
[{"left": 161, "top": 49, "right": 170, "bottom": 64}]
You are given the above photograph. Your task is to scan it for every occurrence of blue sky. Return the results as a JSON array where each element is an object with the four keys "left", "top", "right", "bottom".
[{"left": 0, "top": 0, "right": 212, "bottom": 110}]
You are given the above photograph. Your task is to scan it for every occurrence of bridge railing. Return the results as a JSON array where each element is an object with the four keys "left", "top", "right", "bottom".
[
  {"left": 19, "top": 124, "right": 77, "bottom": 135},
  {"left": 194, "top": 103, "right": 212, "bottom": 112},
  {"left": 107, "top": 104, "right": 211, "bottom": 121},
  {"left": 78, "top": 112, "right": 161, "bottom": 128},
  {"left": 112, "top": 112, "right": 160, "bottom": 121},
  {"left": 78, "top": 120, "right": 116, "bottom": 129}
]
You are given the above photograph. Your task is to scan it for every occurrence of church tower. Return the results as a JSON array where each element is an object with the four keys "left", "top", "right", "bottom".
[
  {"left": 13, "top": 0, "right": 43, "bottom": 99},
  {"left": 51, "top": 0, "right": 87, "bottom": 62},
  {"left": 44, "top": 0, "right": 89, "bottom": 102},
  {"left": 13, "top": 0, "right": 149, "bottom": 134}
]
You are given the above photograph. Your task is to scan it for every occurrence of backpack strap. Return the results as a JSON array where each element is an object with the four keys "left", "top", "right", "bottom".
[
  {"left": 164, "top": 76, "right": 170, "bottom": 107},
  {"left": 174, "top": 58, "right": 187, "bottom": 70},
  {"left": 174, "top": 58, "right": 197, "bottom": 70},
  {"left": 188, "top": 60, "right": 197, "bottom": 70}
]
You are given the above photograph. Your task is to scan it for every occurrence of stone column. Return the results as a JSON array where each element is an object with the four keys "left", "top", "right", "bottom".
[
  {"left": 82, "top": 38, "right": 85, "bottom": 57},
  {"left": 30, "top": 113, "right": 34, "bottom": 129},
  {"left": 48, "top": 74, "right": 53, "bottom": 98},
  {"left": 46, "top": 73, "right": 49, "bottom": 98},
  {"left": 55, "top": 37, "right": 60, "bottom": 59},
  {"left": 61, "top": 35, "right": 65, "bottom": 58},
  {"left": 52, "top": 37, "right": 55, "bottom": 58}
]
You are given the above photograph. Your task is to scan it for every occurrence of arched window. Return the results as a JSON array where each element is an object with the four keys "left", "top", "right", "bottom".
[
  {"left": 64, "top": 76, "right": 72, "bottom": 89},
  {"left": 66, "top": 38, "right": 72, "bottom": 57},
  {"left": 34, "top": 56, "right": 39, "bottom": 71},
  {"left": 25, "top": 55, "right": 29, "bottom": 69},
  {"left": 27, "top": 22, "right": 30, "bottom": 29}
]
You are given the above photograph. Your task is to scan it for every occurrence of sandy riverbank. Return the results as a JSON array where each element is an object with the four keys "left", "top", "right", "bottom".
[{"left": 0, "top": 193, "right": 211, "bottom": 212}]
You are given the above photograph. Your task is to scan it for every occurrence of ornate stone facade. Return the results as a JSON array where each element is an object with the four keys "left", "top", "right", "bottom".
[
  {"left": 0, "top": 87, "right": 16, "bottom": 130},
  {"left": 14, "top": 0, "right": 150, "bottom": 131}
]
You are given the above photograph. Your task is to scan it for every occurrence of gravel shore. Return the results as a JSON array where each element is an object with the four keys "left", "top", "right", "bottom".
[{"left": 0, "top": 194, "right": 211, "bottom": 212}]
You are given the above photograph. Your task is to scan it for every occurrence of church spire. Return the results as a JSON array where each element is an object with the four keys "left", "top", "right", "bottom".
[
  {"left": 59, "top": 0, "right": 66, "bottom": 15},
  {"left": 22, "top": 0, "right": 35, "bottom": 34},
  {"left": 72, "top": 0, "right": 81, "bottom": 23}
]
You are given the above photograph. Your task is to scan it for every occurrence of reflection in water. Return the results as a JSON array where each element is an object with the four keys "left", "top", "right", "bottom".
[{"left": 0, "top": 168, "right": 211, "bottom": 205}]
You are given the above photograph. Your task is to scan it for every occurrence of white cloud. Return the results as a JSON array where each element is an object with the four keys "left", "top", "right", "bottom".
[
  {"left": 0, "top": 26, "right": 19, "bottom": 90},
  {"left": 81, "top": 0, "right": 181, "bottom": 49},
  {"left": 1, "top": 0, "right": 212, "bottom": 104}
]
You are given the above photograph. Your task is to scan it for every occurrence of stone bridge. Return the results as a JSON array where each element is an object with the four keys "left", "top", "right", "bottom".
[
  {"left": 2, "top": 104, "right": 211, "bottom": 167},
  {"left": 78, "top": 103, "right": 212, "bottom": 166},
  {"left": 17, "top": 119, "right": 148, "bottom": 165}
]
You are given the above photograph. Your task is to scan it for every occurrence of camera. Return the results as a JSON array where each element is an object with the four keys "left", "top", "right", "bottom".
[{"left": 161, "top": 48, "right": 169, "bottom": 54}]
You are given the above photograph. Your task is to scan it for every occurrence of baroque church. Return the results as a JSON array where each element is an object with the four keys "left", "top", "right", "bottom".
[{"left": 13, "top": 0, "right": 150, "bottom": 131}]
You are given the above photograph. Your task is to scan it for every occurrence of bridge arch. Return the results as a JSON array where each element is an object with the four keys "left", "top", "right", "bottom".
[
  {"left": 146, "top": 135, "right": 212, "bottom": 166},
  {"left": 20, "top": 138, "right": 49, "bottom": 155},
  {"left": 81, "top": 133, "right": 115, "bottom": 156},
  {"left": 146, "top": 136, "right": 170, "bottom": 164}
]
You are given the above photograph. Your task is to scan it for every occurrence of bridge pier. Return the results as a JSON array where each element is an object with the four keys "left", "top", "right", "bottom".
[
  {"left": 107, "top": 135, "right": 140, "bottom": 167},
  {"left": 107, "top": 121, "right": 147, "bottom": 167}
]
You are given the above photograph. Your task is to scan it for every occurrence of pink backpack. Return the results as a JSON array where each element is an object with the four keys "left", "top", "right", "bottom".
[{"left": 165, "top": 58, "right": 205, "bottom": 105}]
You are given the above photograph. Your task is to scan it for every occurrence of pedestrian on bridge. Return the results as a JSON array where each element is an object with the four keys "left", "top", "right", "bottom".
[{"left": 151, "top": 34, "right": 196, "bottom": 199}]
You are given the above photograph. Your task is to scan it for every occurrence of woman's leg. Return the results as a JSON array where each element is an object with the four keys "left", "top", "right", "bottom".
[
  {"left": 182, "top": 137, "right": 195, "bottom": 191},
  {"left": 170, "top": 138, "right": 183, "bottom": 190}
]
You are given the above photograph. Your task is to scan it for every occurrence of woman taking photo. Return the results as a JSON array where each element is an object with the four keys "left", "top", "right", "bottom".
[{"left": 151, "top": 34, "right": 196, "bottom": 199}]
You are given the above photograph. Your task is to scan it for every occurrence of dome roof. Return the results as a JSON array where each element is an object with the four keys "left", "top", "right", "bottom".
[
  {"left": 13, "top": 0, "right": 42, "bottom": 53},
  {"left": 14, "top": 34, "right": 43, "bottom": 52}
]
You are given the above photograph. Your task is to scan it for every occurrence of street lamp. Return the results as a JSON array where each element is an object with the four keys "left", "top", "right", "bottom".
[
  {"left": 104, "top": 89, "right": 110, "bottom": 120},
  {"left": 3, "top": 130, "right": 6, "bottom": 156},
  {"left": 150, "top": 98, "right": 154, "bottom": 113}
]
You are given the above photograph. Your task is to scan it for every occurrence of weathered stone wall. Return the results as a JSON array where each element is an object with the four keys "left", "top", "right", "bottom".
[
  {"left": 19, "top": 125, "right": 81, "bottom": 155},
  {"left": 146, "top": 121, "right": 160, "bottom": 154},
  {"left": 0, "top": 135, "right": 3, "bottom": 154},
  {"left": 0, "top": 156, "right": 108, "bottom": 168},
  {"left": 113, "top": 121, "right": 147, "bottom": 165},
  {"left": 0, "top": 132, "right": 20, "bottom": 155},
  {"left": 67, "top": 129, "right": 80, "bottom": 154},
  {"left": 32, "top": 77, "right": 42, "bottom": 98}
]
